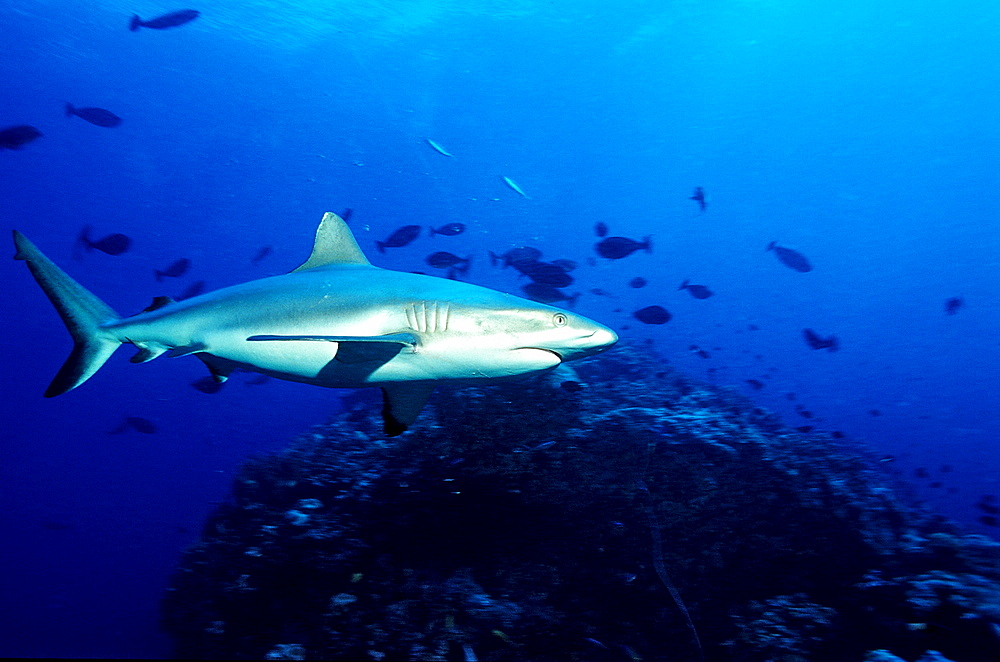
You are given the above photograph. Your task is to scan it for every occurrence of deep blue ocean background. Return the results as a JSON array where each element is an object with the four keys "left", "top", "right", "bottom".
[{"left": 2, "top": 0, "right": 998, "bottom": 657}]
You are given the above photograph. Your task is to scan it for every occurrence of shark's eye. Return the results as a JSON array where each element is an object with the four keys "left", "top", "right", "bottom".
[{"left": 553, "top": 313, "right": 568, "bottom": 327}]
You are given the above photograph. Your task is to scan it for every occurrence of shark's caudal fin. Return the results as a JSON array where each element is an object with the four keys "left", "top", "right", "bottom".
[{"left": 12, "top": 230, "right": 122, "bottom": 397}]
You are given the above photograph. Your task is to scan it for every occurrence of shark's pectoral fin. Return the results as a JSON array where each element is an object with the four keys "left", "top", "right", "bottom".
[
  {"left": 247, "top": 333, "right": 418, "bottom": 364},
  {"left": 380, "top": 382, "right": 435, "bottom": 436},
  {"left": 130, "top": 342, "right": 168, "bottom": 364}
]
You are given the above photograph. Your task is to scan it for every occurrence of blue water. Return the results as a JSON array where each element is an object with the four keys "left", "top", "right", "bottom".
[{"left": 1, "top": 1, "right": 997, "bottom": 657}]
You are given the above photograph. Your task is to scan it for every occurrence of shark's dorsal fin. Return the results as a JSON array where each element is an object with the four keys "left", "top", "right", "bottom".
[{"left": 291, "top": 212, "right": 370, "bottom": 272}]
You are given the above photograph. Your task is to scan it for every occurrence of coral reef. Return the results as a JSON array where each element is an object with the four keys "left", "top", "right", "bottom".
[{"left": 162, "top": 341, "right": 1000, "bottom": 661}]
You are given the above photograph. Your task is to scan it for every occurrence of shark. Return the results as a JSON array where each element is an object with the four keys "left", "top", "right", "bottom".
[{"left": 13, "top": 212, "right": 618, "bottom": 435}]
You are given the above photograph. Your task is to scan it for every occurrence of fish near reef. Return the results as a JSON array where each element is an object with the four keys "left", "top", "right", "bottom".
[
  {"left": 802, "top": 328, "right": 839, "bottom": 352},
  {"left": 13, "top": 212, "right": 616, "bottom": 436},
  {"left": 679, "top": 279, "right": 713, "bottom": 299},
  {"left": 76, "top": 226, "right": 132, "bottom": 256},
  {"left": 65, "top": 103, "right": 121, "bottom": 128},
  {"left": 429, "top": 223, "right": 465, "bottom": 237},
  {"left": 425, "top": 251, "right": 470, "bottom": 273},
  {"left": 489, "top": 246, "right": 542, "bottom": 269},
  {"left": 596, "top": 236, "right": 652, "bottom": 259},
  {"left": 633, "top": 305, "right": 671, "bottom": 325},
  {"left": 376, "top": 225, "right": 421, "bottom": 253},
  {"left": 519, "top": 262, "right": 574, "bottom": 288},
  {"left": 520, "top": 282, "right": 579, "bottom": 307},
  {"left": 130, "top": 9, "right": 200, "bottom": 31},
  {"left": 155, "top": 258, "right": 191, "bottom": 281},
  {"left": 0, "top": 125, "right": 42, "bottom": 150},
  {"left": 251, "top": 246, "right": 273, "bottom": 264},
  {"left": 107, "top": 416, "right": 157, "bottom": 434},
  {"left": 689, "top": 186, "right": 706, "bottom": 212},
  {"left": 767, "top": 242, "right": 812, "bottom": 272}
]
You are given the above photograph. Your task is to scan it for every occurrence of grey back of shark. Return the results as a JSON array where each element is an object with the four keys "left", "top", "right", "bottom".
[{"left": 13, "top": 213, "right": 618, "bottom": 435}]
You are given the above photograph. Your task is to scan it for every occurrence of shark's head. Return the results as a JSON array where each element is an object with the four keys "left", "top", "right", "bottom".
[
  {"left": 512, "top": 307, "right": 619, "bottom": 364},
  {"left": 410, "top": 295, "right": 618, "bottom": 381}
]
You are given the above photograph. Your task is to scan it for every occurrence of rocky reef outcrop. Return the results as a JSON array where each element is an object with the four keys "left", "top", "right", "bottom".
[{"left": 162, "top": 342, "right": 1000, "bottom": 661}]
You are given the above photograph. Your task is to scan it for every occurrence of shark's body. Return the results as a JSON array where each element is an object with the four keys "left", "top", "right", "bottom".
[{"left": 13, "top": 213, "right": 617, "bottom": 434}]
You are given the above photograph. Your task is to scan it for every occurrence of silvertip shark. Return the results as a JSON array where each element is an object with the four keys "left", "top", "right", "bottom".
[{"left": 13, "top": 212, "right": 618, "bottom": 435}]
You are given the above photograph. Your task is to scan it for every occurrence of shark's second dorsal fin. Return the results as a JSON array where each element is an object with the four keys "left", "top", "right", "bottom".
[{"left": 291, "top": 212, "right": 370, "bottom": 272}]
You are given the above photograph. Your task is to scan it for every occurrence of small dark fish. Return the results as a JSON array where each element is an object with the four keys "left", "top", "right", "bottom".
[
  {"left": 689, "top": 345, "right": 710, "bottom": 359},
  {"left": 940, "top": 464, "right": 952, "bottom": 473},
  {"left": 65, "top": 103, "right": 121, "bottom": 128},
  {"left": 155, "top": 258, "right": 191, "bottom": 281},
  {"left": 767, "top": 242, "right": 812, "bottom": 272},
  {"left": 251, "top": 245, "right": 273, "bottom": 264},
  {"left": 944, "top": 297, "right": 964, "bottom": 315},
  {"left": 748, "top": 324, "right": 760, "bottom": 331},
  {"left": 868, "top": 409, "right": 882, "bottom": 417},
  {"left": 108, "top": 416, "right": 157, "bottom": 434},
  {"left": 561, "top": 381, "right": 583, "bottom": 393},
  {"left": 177, "top": 280, "right": 206, "bottom": 301},
  {"left": 551, "top": 259, "right": 577, "bottom": 272},
  {"left": 130, "top": 9, "right": 200, "bottom": 31},
  {"left": 629, "top": 277, "right": 647, "bottom": 288},
  {"left": 795, "top": 425, "right": 814, "bottom": 433},
  {"left": 831, "top": 431, "right": 845, "bottom": 439},
  {"left": 929, "top": 481, "right": 943, "bottom": 488},
  {"left": 589, "top": 288, "right": 614, "bottom": 297},
  {"left": 802, "top": 328, "right": 839, "bottom": 352},
  {"left": 425, "top": 251, "right": 470, "bottom": 272},
  {"left": 798, "top": 409, "right": 814, "bottom": 419},
  {"left": 520, "top": 262, "right": 573, "bottom": 288},
  {"left": 429, "top": 222, "right": 465, "bottom": 236},
  {"left": 245, "top": 374, "right": 271, "bottom": 386},
  {"left": 976, "top": 501, "right": 1000, "bottom": 515},
  {"left": 77, "top": 226, "right": 132, "bottom": 256},
  {"left": 785, "top": 392, "right": 797, "bottom": 401},
  {"left": 915, "top": 467, "right": 929, "bottom": 479},
  {"left": 633, "top": 305, "right": 671, "bottom": 325},
  {"left": 490, "top": 246, "right": 542, "bottom": 269},
  {"left": 746, "top": 379, "right": 765, "bottom": 390},
  {"left": 679, "top": 279, "right": 713, "bottom": 299},
  {"left": 0, "top": 124, "right": 42, "bottom": 150},
  {"left": 191, "top": 376, "right": 225, "bottom": 394},
  {"left": 376, "top": 225, "right": 421, "bottom": 253},
  {"left": 979, "top": 515, "right": 999, "bottom": 527},
  {"left": 595, "top": 222, "right": 609, "bottom": 237},
  {"left": 596, "top": 236, "right": 652, "bottom": 259},
  {"left": 520, "top": 282, "right": 578, "bottom": 306},
  {"left": 340, "top": 208, "right": 354, "bottom": 223},
  {"left": 689, "top": 186, "right": 706, "bottom": 212}
]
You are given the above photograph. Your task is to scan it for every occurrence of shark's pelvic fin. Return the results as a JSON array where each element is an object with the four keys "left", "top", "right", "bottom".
[
  {"left": 196, "top": 354, "right": 235, "bottom": 383},
  {"left": 130, "top": 342, "right": 168, "bottom": 364},
  {"left": 380, "top": 382, "right": 436, "bottom": 436},
  {"left": 12, "top": 230, "right": 122, "bottom": 397},
  {"left": 291, "top": 212, "right": 370, "bottom": 272}
]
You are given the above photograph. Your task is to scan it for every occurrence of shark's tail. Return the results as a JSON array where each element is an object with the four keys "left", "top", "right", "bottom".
[{"left": 13, "top": 230, "right": 123, "bottom": 397}]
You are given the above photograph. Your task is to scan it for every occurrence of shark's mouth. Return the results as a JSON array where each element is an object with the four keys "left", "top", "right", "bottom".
[{"left": 520, "top": 347, "right": 563, "bottom": 362}]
